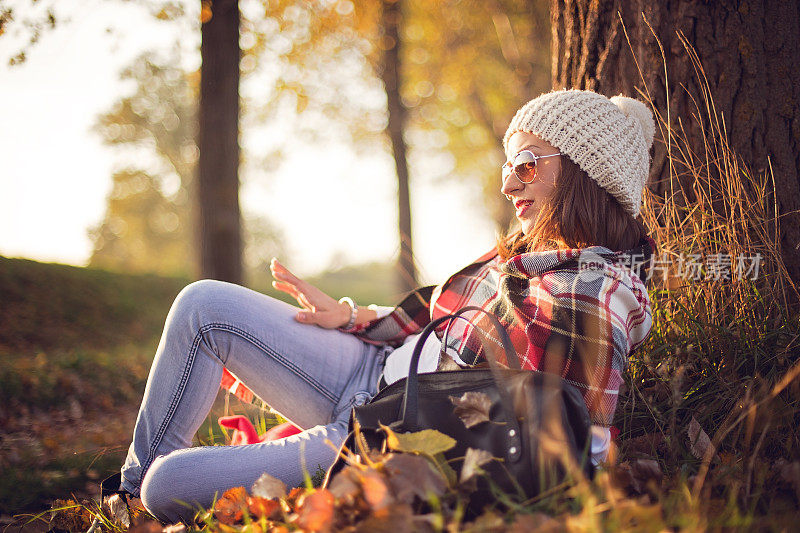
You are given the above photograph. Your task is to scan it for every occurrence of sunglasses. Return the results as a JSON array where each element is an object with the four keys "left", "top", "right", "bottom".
[{"left": 501, "top": 150, "right": 561, "bottom": 184}]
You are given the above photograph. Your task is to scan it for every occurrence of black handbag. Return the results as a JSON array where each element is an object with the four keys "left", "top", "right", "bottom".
[{"left": 326, "top": 305, "right": 594, "bottom": 509}]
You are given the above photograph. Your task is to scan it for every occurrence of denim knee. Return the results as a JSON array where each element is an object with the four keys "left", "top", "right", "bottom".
[
  {"left": 170, "top": 279, "right": 228, "bottom": 319},
  {"left": 167, "top": 279, "right": 242, "bottom": 359},
  {"left": 139, "top": 454, "right": 196, "bottom": 523}
]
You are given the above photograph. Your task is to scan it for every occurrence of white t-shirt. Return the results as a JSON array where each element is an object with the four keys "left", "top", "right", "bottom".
[{"left": 378, "top": 313, "right": 611, "bottom": 466}]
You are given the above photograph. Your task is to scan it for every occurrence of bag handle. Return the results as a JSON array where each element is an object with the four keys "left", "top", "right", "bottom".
[{"left": 400, "top": 306, "right": 524, "bottom": 453}]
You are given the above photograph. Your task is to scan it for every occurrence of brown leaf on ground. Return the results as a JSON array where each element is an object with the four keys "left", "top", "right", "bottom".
[
  {"left": 48, "top": 499, "right": 95, "bottom": 532},
  {"left": 352, "top": 503, "right": 416, "bottom": 533},
  {"left": 687, "top": 416, "right": 715, "bottom": 459},
  {"left": 460, "top": 448, "right": 493, "bottom": 483},
  {"left": 127, "top": 520, "right": 164, "bottom": 533},
  {"left": 360, "top": 469, "right": 393, "bottom": 513},
  {"left": 450, "top": 391, "right": 493, "bottom": 428},
  {"left": 251, "top": 472, "right": 287, "bottom": 500},
  {"left": 214, "top": 486, "right": 248, "bottom": 525},
  {"left": 295, "top": 489, "right": 335, "bottom": 532},
  {"left": 285, "top": 486, "right": 307, "bottom": 509},
  {"left": 610, "top": 459, "right": 663, "bottom": 495},
  {"left": 239, "top": 523, "right": 264, "bottom": 533},
  {"left": 625, "top": 432, "right": 666, "bottom": 456},
  {"left": 328, "top": 465, "right": 362, "bottom": 501},
  {"left": 383, "top": 453, "right": 447, "bottom": 503},
  {"left": 247, "top": 496, "right": 281, "bottom": 520},
  {"left": 103, "top": 493, "right": 131, "bottom": 529}
]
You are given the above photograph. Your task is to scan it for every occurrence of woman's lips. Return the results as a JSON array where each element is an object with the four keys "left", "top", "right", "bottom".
[{"left": 514, "top": 199, "right": 534, "bottom": 217}]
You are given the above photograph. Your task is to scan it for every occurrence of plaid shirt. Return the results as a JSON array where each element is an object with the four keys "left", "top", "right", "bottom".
[{"left": 346, "top": 235, "right": 656, "bottom": 426}]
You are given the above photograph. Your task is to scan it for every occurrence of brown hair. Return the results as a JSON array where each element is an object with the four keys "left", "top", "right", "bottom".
[{"left": 497, "top": 156, "right": 646, "bottom": 260}]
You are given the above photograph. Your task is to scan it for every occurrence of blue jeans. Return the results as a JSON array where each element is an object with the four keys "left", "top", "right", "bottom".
[{"left": 120, "top": 280, "right": 390, "bottom": 522}]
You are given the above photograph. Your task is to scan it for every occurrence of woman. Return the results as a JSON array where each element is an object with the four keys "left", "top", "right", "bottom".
[{"left": 109, "top": 89, "right": 656, "bottom": 523}]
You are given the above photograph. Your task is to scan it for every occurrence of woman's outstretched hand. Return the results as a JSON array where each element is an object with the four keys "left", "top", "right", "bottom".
[{"left": 270, "top": 258, "right": 351, "bottom": 329}]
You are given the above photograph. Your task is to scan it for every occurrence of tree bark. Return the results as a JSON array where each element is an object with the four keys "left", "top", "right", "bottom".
[
  {"left": 198, "top": 0, "right": 242, "bottom": 283},
  {"left": 379, "top": 0, "right": 417, "bottom": 292},
  {"left": 550, "top": 0, "right": 800, "bottom": 292}
]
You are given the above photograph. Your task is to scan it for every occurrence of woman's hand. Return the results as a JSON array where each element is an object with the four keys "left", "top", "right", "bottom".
[{"left": 270, "top": 258, "right": 351, "bottom": 329}]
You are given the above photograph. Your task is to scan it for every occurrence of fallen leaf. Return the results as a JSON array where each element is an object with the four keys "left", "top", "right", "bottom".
[
  {"left": 687, "top": 416, "right": 715, "bottom": 459},
  {"left": 103, "top": 493, "right": 130, "bottom": 529},
  {"left": 633, "top": 458, "right": 662, "bottom": 480},
  {"left": 612, "top": 459, "right": 663, "bottom": 495},
  {"left": 460, "top": 448, "right": 493, "bottom": 483},
  {"left": 327, "top": 465, "right": 362, "bottom": 501},
  {"left": 251, "top": 472, "right": 287, "bottom": 500},
  {"left": 239, "top": 523, "right": 264, "bottom": 533},
  {"left": 383, "top": 453, "right": 447, "bottom": 503},
  {"left": 286, "top": 486, "right": 307, "bottom": 508},
  {"left": 360, "top": 469, "right": 393, "bottom": 513},
  {"left": 127, "top": 520, "right": 163, "bottom": 533},
  {"left": 162, "top": 524, "right": 187, "bottom": 533},
  {"left": 388, "top": 429, "right": 457, "bottom": 456},
  {"left": 49, "top": 499, "right": 95, "bottom": 532},
  {"left": 625, "top": 432, "right": 665, "bottom": 456},
  {"left": 450, "top": 391, "right": 493, "bottom": 428},
  {"left": 247, "top": 496, "right": 281, "bottom": 520},
  {"left": 214, "top": 487, "right": 248, "bottom": 525},
  {"left": 350, "top": 503, "right": 415, "bottom": 532},
  {"left": 295, "top": 489, "right": 335, "bottom": 532}
]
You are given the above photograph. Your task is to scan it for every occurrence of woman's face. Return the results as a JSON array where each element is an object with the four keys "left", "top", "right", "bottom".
[{"left": 501, "top": 132, "right": 561, "bottom": 235}]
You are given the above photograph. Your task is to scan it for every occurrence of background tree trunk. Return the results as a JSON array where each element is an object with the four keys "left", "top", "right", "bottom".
[
  {"left": 550, "top": 0, "right": 800, "bottom": 290},
  {"left": 198, "top": 0, "right": 242, "bottom": 283},
  {"left": 379, "top": 0, "right": 417, "bottom": 293}
]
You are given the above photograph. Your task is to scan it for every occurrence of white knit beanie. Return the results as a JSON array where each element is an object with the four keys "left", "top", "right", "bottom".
[{"left": 503, "top": 89, "right": 655, "bottom": 217}]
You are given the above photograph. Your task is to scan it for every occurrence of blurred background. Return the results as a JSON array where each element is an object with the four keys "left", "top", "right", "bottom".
[{"left": 0, "top": 0, "right": 552, "bottom": 301}]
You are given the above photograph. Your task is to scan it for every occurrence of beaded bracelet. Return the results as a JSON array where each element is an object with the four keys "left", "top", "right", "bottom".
[{"left": 338, "top": 296, "right": 358, "bottom": 330}]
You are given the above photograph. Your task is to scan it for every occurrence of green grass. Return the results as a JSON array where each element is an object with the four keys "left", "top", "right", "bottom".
[
  {"left": 0, "top": 342, "right": 157, "bottom": 514},
  {"left": 0, "top": 256, "right": 187, "bottom": 515},
  {"left": 0, "top": 444, "right": 124, "bottom": 516},
  {"left": 0, "top": 255, "right": 188, "bottom": 355},
  {"left": 0, "top": 255, "right": 400, "bottom": 519}
]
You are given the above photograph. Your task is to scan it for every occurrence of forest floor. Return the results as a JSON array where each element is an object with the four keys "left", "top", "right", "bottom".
[
  {"left": 0, "top": 403, "right": 135, "bottom": 530},
  {"left": 2, "top": 257, "right": 800, "bottom": 532}
]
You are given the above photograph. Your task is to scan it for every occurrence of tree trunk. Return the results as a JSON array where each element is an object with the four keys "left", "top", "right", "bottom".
[
  {"left": 378, "top": 0, "right": 417, "bottom": 293},
  {"left": 550, "top": 0, "right": 800, "bottom": 294},
  {"left": 198, "top": 0, "right": 242, "bottom": 284}
]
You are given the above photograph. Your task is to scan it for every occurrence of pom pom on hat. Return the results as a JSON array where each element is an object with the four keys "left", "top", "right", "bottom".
[
  {"left": 610, "top": 95, "right": 655, "bottom": 149},
  {"left": 503, "top": 89, "right": 655, "bottom": 217}
]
